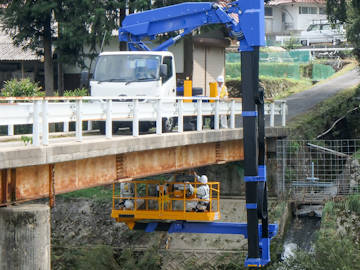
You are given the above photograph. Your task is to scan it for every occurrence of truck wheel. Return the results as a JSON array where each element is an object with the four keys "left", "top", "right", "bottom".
[
  {"left": 140, "top": 122, "right": 152, "bottom": 133},
  {"left": 300, "top": 40, "right": 307, "bottom": 46},
  {"left": 162, "top": 117, "right": 174, "bottom": 133}
]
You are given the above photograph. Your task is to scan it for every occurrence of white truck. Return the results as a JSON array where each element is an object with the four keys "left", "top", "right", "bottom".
[{"left": 90, "top": 51, "right": 179, "bottom": 133}]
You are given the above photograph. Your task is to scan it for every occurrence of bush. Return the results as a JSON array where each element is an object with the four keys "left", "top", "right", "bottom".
[
  {"left": 1, "top": 78, "right": 43, "bottom": 97},
  {"left": 63, "top": 88, "right": 89, "bottom": 97}
]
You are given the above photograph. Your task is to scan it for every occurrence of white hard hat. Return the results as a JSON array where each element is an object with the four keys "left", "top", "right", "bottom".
[
  {"left": 199, "top": 175, "right": 208, "bottom": 184},
  {"left": 216, "top": 76, "right": 224, "bottom": 83},
  {"left": 124, "top": 200, "right": 134, "bottom": 209}
]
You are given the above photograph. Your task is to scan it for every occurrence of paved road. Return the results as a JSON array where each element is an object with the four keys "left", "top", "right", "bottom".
[{"left": 285, "top": 68, "right": 360, "bottom": 121}]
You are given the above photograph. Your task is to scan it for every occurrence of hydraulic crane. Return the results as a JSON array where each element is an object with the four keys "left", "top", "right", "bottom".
[{"left": 115, "top": 1, "right": 276, "bottom": 267}]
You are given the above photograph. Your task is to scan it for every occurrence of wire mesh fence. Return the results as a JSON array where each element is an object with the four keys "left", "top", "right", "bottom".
[{"left": 277, "top": 140, "right": 360, "bottom": 202}]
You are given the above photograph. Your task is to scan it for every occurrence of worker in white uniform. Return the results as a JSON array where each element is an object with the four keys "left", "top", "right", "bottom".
[
  {"left": 119, "top": 182, "right": 134, "bottom": 210},
  {"left": 216, "top": 75, "right": 229, "bottom": 128},
  {"left": 186, "top": 173, "right": 210, "bottom": 212}
]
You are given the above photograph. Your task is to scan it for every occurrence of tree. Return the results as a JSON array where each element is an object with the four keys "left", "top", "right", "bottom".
[
  {"left": 1, "top": 1, "right": 56, "bottom": 96},
  {"left": 1, "top": 0, "right": 123, "bottom": 96},
  {"left": 55, "top": 0, "right": 124, "bottom": 74},
  {"left": 327, "top": 0, "right": 360, "bottom": 63}
]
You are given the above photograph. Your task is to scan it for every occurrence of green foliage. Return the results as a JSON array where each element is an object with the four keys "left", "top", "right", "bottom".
[
  {"left": 226, "top": 77, "right": 303, "bottom": 99},
  {"left": 116, "top": 247, "right": 161, "bottom": 270},
  {"left": 269, "top": 196, "right": 360, "bottom": 270},
  {"left": 58, "top": 186, "right": 113, "bottom": 202},
  {"left": 52, "top": 245, "right": 120, "bottom": 270},
  {"left": 347, "top": 194, "right": 360, "bottom": 215},
  {"left": 289, "top": 85, "right": 360, "bottom": 139},
  {"left": 20, "top": 135, "right": 33, "bottom": 145},
  {"left": 327, "top": 0, "right": 360, "bottom": 64},
  {"left": 1, "top": 78, "right": 43, "bottom": 97},
  {"left": 283, "top": 36, "right": 301, "bottom": 50},
  {"left": 63, "top": 88, "right": 89, "bottom": 97}
]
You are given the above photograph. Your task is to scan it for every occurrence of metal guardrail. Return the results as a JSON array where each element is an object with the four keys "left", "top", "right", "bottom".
[{"left": 0, "top": 96, "right": 287, "bottom": 146}]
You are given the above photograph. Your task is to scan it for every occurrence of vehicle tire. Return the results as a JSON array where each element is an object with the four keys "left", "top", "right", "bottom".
[
  {"left": 162, "top": 117, "right": 175, "bottom": 133},
  {"left": 140, "top": 122, "right": 152, "bottom": 133},
  {"left": 300, "top": 40, "right": 307, "bottom": 46}
]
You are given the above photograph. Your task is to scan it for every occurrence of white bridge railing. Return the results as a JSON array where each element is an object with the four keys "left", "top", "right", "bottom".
[{"left": 0, "top": 96, "right": 287, "bottom": 146}]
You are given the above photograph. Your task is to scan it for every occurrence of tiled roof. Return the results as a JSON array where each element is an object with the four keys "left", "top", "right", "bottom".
[
  {"left": 268, "top": 0, "right": 326, "bottom": 5},
  {"left": 0, "top": 31, "right": 40, "bottom": 61}
]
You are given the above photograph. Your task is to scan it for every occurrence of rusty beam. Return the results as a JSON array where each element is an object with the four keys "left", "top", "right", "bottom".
[
  {"left": 1, "top": 169, "right": 7, "bottom": 204},
  {"left": 0, "top": 141, "right": 244, "bottom": 205},
  {"left": 49, "top": 164, "right": 55, "bottom": 208}
]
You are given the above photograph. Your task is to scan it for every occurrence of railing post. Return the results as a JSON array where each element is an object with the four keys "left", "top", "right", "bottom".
[
  {"left": 215, "top": 100, "right": 219, "bottom": 130},
  {"left": 87, "top": 121, "right": 92, "bottom": 131},
  {"left": 133, "top": 99, "right": 139, "bottom": 136},
  {"left": 76, "top": 100, "right": 82, "bottom": 141},
  {"left": 106, "top": 99, "right": 112, "bottom": 138},
  {"left": 63, "top": 100, "right": 69, "bottom": 133},
  {"left": 197, "top": 99, "right": 202, "bottom": 131},
  {"left": 156, "top": 99, "right": 162, "bottom": 135},
  {"left": 270, "top": 102, "right": 275, "bottom": 127},
  {"left": 8, "top": 100, "right": 14, "bottom": 136},
  {"left": 230, "top": 100, "right": 235, "bottom": 129},
  {"left": 32, "top": 100, "right": 40, "bottom": 146},
  {"left": 281, "top": 101, "right": 286, "bottom": 127},
  {"left": 177, "top": 99, "right": 183, "bottom": 133},
  {"left": 42, "top": 100, "right": 49, "bottom": 145}
]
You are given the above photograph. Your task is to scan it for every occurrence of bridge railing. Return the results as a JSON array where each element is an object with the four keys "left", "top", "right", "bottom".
[{"left": 0, "top": 96, "right": 287, "bottom": 146}]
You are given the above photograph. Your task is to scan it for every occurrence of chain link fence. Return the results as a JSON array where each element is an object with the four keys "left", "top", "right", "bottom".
[{"left": 277, "top": 140, "right": 360, "bottom": 202}]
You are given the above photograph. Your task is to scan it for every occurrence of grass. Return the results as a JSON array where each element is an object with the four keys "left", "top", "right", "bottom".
[
  {"left": 265, "top": 77, "right": 312, "bottom": 99},
  {"left": 313, "top": 60, "right": 358, "bottom": 86},
  {"left": 58, "top": 185, "right": 113, "bottom": 201},
  {"left": 288, "top": 84, "right": 359, "bottom": 139}
]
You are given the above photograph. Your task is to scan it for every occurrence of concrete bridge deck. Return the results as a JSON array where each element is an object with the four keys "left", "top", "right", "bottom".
[{"left": 0, "top": 127, "right": 287, "bottom": 205}]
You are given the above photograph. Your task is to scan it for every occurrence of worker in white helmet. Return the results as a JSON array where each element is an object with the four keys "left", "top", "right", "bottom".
[
  {"left": 186, "top": 173, "right": 210, "bottom": 212},
  {"left": 119, "top": 182, "right": 134, "bottom": 210},
  {"left": 216, "top": 75, "right": 229, "bottom": 129}
]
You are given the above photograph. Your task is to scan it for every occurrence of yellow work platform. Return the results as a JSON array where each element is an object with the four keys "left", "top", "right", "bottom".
[{"left": 111, "top": 179, "right": 221, "bottom": 229}]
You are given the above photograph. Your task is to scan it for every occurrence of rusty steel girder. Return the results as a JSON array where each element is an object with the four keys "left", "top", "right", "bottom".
[{"left": 0, "top": 140, "right": 243, "bottom": 206}]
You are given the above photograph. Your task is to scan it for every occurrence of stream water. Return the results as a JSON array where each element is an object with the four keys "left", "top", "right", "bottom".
[{"left": 281, "top": 216, "right": 321, "bottom": 260}]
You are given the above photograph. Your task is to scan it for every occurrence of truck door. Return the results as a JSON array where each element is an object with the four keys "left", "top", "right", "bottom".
[{"left": 162, "top": 56, "right": 176, "bottom": 97}]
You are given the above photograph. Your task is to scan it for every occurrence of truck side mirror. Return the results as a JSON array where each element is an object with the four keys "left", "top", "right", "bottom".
[{"left": 160, "top": 64, "right": 168, "bottom": 77}]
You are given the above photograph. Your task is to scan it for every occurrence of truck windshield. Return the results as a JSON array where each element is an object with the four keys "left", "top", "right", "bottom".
[{"left": 93, "top": 55, "right": 161, "bottom": 82}]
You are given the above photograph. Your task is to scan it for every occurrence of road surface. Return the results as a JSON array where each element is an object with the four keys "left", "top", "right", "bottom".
[{"left": 285, "top": 68, "right": 360, "bottom": 121}]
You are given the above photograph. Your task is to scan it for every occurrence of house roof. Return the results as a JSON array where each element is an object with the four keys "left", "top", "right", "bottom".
[
  {"left": 0, "top": 30, "right": 40, "bottom": 61},
  {"left": 268, "top": 0, "right": 326, "bottom": 6}
]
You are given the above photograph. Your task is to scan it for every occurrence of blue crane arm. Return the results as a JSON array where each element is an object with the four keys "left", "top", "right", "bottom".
[{"left": 119, "top": 1, "right": 264, "bottom": 52}]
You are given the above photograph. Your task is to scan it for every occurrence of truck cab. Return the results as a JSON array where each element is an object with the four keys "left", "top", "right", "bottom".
[{"left": 90, "top": 51, "right": 176, "bottom": 98}]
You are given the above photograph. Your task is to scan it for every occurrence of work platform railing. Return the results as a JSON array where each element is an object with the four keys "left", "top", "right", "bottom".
[
  {"left": 0, "top": 96, "right": 287, "bottom": 146},
  {"left": 111, "top": 180, "right": 221, "bottom": 229}
]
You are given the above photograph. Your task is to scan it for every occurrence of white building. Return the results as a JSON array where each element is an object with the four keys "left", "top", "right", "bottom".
[{"left": 265, "top": 0, "right": 327, "bottom": 36}]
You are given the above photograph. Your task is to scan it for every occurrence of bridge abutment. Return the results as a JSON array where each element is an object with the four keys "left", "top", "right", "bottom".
[{"left": 0, "top": 204, "right": 50, "bottom": 270}]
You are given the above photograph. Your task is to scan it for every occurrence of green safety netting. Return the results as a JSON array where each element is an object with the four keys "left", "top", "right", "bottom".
[{"left": 226, "top": 51, "right": 334, "bottom": 80}]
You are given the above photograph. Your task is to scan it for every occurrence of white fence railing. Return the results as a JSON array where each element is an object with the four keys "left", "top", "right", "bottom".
[{"left": 0, "top": 96, "right": 287, "bottom": 146}]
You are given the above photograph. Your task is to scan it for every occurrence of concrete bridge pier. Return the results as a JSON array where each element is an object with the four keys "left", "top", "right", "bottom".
[{"left": 0, "top": 204, "right": 50, "bottom": 270}]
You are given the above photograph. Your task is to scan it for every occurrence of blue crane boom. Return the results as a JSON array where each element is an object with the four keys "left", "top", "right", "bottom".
[
  {"left": 117, "top": 1, "right": 275, "bottom": 268},
  {"left": 119, "top": 1, "right": 264, "bottom": 52}
]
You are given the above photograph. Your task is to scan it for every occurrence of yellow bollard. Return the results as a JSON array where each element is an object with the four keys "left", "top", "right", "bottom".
[
  {"left": 184, "top": 79, "right": 192, "bottom": 103},
  {"left": 209, "top": 82, "right": 218, "bottom": 103}
]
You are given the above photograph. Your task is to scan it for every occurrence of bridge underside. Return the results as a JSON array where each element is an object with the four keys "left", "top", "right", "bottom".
[{"left": 0, "top": 140, "right": 243, "bottom": 205}]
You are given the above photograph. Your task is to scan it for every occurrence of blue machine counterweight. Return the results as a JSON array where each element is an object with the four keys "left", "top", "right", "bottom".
[{"left": 117, "top": 1, "right": 275, "bottom": 267}]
